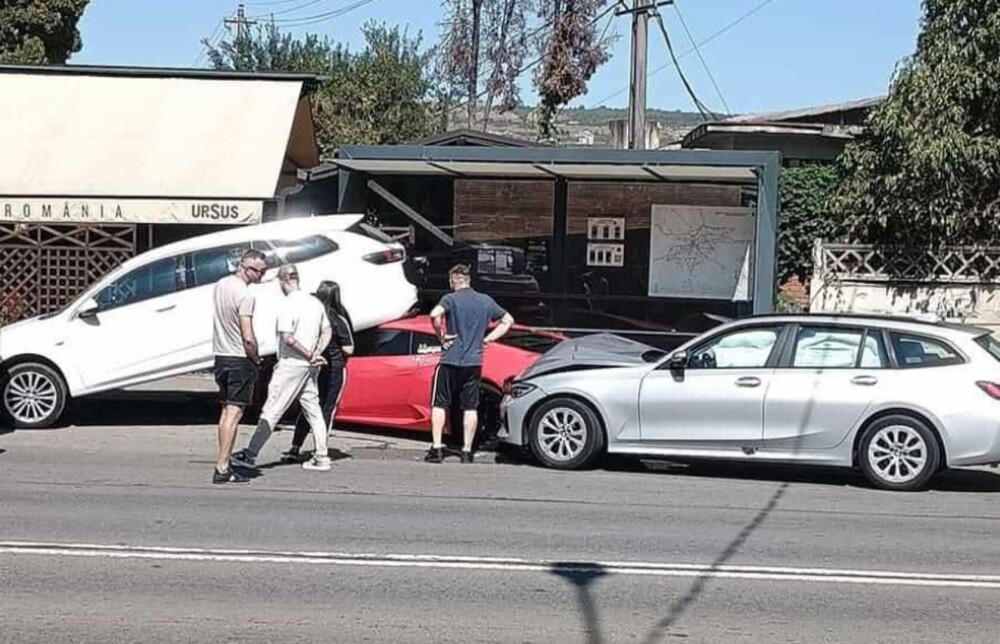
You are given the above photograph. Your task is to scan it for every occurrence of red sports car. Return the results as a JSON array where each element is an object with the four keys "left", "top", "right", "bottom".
[{"left": 335, "top": 316, "right": 564, "bottom": 438}]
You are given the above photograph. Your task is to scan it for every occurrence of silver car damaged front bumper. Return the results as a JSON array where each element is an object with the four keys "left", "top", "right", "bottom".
[{"left": 498, "top": 383, "right": 548, "bottom": 447}]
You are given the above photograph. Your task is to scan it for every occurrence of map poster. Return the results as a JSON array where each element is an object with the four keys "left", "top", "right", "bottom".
[{"left": 647, "top": 205, "right": 754, "bottom": 301}]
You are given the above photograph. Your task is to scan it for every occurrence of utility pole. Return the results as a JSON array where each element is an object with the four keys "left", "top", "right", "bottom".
[
  {"left": 620, "top": 0, "right": 672, "bottom": 149},
  {"left": 224, "top": 4, "right": 257, "bottom": 57},
  {"left": 627, "top": 0, "right": 652, "bottom": 150}
]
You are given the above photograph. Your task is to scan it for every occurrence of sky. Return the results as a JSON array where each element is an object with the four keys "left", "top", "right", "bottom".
[{"left": 73, "top": 0, "right": 923, "bottom": 115}]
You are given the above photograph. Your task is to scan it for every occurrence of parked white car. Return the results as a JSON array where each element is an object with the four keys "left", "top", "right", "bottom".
[{"left": 0, "top": 215, "right": 417, "bottom": 428}]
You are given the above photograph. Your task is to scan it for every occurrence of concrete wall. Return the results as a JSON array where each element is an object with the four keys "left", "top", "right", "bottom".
[{"left": 809, "top": 241, "right": 1000, "bottom": 332}]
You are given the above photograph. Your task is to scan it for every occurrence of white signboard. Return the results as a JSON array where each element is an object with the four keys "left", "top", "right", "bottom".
[
  {"left": 647, "top": 205, "right": 753, "bottom": 301},
  {"left": 587, "top": 243, "right": 624, "bottom": 267},
  {"left": 0, "top": 198, "right": 263, "bottom": 225},
  {"left": 588, "top": 217, "right": 625, "bottom": 241}
]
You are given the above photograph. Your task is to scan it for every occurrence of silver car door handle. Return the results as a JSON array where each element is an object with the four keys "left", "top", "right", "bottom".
[
  {"left": 735, "top": 376, "right": 761, "bottom": 388},
  {"left": 851, "top": 375, "right": 878, "bottom": 386},
  {"left": 155, "top": 304, "right": 177, "bottom": 313}
]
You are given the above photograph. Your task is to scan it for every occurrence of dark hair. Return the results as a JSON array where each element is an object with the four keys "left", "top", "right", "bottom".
[
  {"left": 315, "top": 280, "right": 353, "bottom": 332},
  {"left": 449, "top": 263, "right": 471, "bottom": 279},
  {"left": 241, "top": 249, "right": 266, "bottom": 263}
]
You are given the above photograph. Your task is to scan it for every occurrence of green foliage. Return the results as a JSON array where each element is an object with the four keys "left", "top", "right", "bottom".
[
  {"left": 0, "top": 0, "right": 89, "bottom": 64},
  {"left": 207, "top": 21, "right": 434, "bottom": 156},
  {"left": 834, "top": 0, "right": 1000, "bottom": 247},
  {"left": 778, "top": 165, "right": 841, "bottom": 284}
]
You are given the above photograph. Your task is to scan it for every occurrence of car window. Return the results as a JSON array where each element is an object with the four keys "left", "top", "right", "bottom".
[
  {"left": 94, "top": 257, "right": 184, "bottom": 311},
  {"left": 353, "top": 330, "right": 412, "bottom": 357},
  {"left": 975, "top": 334, "right": 1000, "bottom": 363},
  {"left": 262, "top": 235, "right": 339, "bottom": 266},
  {"left": 412, "top": 333, "right": 442, "bottom": 355},
  {"left": 189, "top": 243, "right": 249, "bottom": 287},
  {"left": 689, "top": 327, "right": 781, "bottom": 369},
  {"left": 890, "top": 333, "right": 964, "bottom": 368},
  {"left": 791, "top": 326, "right": 887, "bottom": 369}
]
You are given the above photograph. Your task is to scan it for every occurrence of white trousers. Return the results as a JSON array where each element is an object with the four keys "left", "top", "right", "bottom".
[{"left": 246, "top": 360, "right": 327, "bottom": 458}]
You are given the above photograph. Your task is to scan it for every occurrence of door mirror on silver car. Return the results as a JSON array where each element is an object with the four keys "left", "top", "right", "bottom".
[
  {"left": 667, "top": 351, "right": 689, "bottom": 371},
  {"left": 77, "top": 298, "right": 99, "bottom": 320}
]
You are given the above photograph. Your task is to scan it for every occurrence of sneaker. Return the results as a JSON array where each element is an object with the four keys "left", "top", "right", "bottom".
[
  {"left": 280, "top": 447, "right": 302, "bottom": 464},
  {"left": 302, "top": 455, "right": 332, "bottom": 471},
  {"left": 424, "top": 447, "right": 444, "bottom": 463},
  {"left": 229, "top": 450, "right": 257, "bottom": 469},
  {"left": 460, "top": 451, "right": 474, "bottom": 464},
  {"left": 212, "top": 468, "right": 249, "bottom": 484}
]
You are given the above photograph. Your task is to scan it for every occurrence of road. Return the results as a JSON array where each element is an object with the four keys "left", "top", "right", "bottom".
[{"left": 2, "top": 386, "right": 1000, "bottom": 643}]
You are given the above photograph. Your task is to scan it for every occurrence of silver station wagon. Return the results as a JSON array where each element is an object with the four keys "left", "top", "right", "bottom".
[{"left": 499, "top": 314, "right": 1000, "bottom": 491}]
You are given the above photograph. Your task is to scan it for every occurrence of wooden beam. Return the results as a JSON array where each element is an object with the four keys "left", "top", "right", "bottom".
[{"left": 367, "top": 179, "right": 454, "bottom": 247}]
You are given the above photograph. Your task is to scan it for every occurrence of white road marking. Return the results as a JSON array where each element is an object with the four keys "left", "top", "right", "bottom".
[{"left": 2, "top": 541, "right": 1000, "bottom": 589}]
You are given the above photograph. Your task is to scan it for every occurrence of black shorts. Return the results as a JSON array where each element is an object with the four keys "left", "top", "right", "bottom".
[
  {"left": 431, "top": 364, "right": 481, "bottom": 411},
  {"left": 214, "top": 356, "right": 258, "bottom": 407}
]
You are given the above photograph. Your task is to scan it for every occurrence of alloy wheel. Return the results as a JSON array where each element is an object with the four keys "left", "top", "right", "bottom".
[
  {"left": 538, "top": 407, "right": 587, "bottom": 462},
  {"left": 867, "top": 425, "right": 928, "bottom": 485},
  {"left": 3, "top": 371, "right": 59, "bottom": 425}
]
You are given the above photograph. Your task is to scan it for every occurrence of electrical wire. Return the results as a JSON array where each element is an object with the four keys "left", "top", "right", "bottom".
[
  {"left": 592, "top": 0, "right": 776, "bottom": 106},
  {"left": 265, "top": 0, "right": 375, "bottom": 26},
  {"left": 245, "top": 0, "right": 310, "bottom": 7},
  {"left": 672, "top": 1, "right": 731, "bottom": 115},
  {"left": 192, "top": 18, "right": 226, "bottom": 67},
  {"left": 248, "top": 0, "right": 329, "bottom": 20},
  {"left": 651, "top": 9, "right": 717, "bottom": 120}
]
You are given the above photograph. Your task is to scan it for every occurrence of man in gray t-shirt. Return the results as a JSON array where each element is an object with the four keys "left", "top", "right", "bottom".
[
  {"left": 211, "top": 248, "right": 267, "bottom": 484},
  {"left": 426, "top": 264, "right": 514, "bottom": 463}
]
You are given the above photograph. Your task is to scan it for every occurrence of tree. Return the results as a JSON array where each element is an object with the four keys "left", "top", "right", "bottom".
[
  {"left": 436, "top": 0, "right": 533, "bottom": 129},
  {"left": 778, "top": 165, "right": 841, "bottom": 286},
  {"left": 834, "top": 0, "right": 1000, "bottom": 248},
  {"left": 0, "top": 0, "right": 90, "bottom": 64},
  {"left": 207, "top": 21, "right": 434, "bottom": 156},
  {"left": 534, "top": 0, "right": 613, "bottom": 143}
]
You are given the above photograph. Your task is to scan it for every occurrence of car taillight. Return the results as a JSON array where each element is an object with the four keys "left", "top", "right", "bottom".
[
  {"left": 976, "top": 381, "right": 1000, "bottom": 400},
  {"left": 363, "top": 248, "right": 406, "bottom": 264}
]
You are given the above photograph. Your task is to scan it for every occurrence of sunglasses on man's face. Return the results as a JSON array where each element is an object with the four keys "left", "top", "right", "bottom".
[{"left": 243, "top": 264, "right": 265, "bottom": 275}]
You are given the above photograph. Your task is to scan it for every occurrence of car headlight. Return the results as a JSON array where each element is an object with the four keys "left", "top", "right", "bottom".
[{"left": 509, "top": 382, "right": 537, "bottom": 398}]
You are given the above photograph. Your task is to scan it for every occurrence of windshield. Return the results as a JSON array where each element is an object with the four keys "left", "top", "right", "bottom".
[{"left": 974, "top": 334, "right": 1000, "bottom": 362}]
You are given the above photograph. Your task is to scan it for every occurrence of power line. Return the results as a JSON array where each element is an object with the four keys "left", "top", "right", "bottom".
[
  {"left": 245, "top": 0, "right": 309, "bottom": 6},
  {"left": 266, "top": 0, "right": 375, "bottom": 26},
  {"left": 672, "top": 1, "right": 731, "bottom": 115},
  {"left": 593, "top": 0, "right": 776, "bottom": 106},
  {"left": 650, "top": 9, "right": 717, "bottom": 120},
  {"left": 192, "top": 18, "right": 227, "bottom": 67},
  {"left": 248, "top": 0, "right": 329, "bottom": 20}
]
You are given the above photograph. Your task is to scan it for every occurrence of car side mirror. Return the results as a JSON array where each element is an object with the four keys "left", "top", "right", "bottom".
[
  {"left": 667, "top": 351, "right": 689, "bottom": 371},
  {"left": 77, "top": 298, "right": 99, "bottom": 320}
]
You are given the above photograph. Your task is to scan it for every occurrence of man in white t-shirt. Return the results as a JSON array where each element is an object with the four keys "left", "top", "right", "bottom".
[{"left": 231, "top": 264, "right": 335, "bottom": 471}]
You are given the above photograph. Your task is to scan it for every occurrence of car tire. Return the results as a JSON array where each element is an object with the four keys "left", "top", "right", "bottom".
[
  {"left": 1, "top": 362, "right": 69, "bottom": 429},
  {"left": 858, "top": 414, "right": 941, "bottom": 491},
  {"left": 528, "top": 397, "right": 605, "bottom": 470}
]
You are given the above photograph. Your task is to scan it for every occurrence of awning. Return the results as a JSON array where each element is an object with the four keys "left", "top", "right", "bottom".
[
  {"left": 0, "top": 65, "right": 319, "bottom": 225},
  {"left": 322, "top": 158, "right": 756, "bottom": 184}
]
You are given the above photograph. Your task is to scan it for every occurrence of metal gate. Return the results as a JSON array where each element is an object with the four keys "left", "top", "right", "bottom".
[{"left": 0, "top": 223, "right": 136, "bottom": 323}]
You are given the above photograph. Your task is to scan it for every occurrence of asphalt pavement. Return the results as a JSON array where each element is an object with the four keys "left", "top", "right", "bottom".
[{"left": 2, "top": 382, "right": 1000, "bottom": 643}]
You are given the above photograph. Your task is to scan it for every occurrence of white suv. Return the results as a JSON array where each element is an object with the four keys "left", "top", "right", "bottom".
[{"left": 0, "top": 215, "right": 417, "bottom": 428}]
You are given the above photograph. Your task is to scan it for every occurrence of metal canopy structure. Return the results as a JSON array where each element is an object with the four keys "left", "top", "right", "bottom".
[{"left": 318, "top": 145, "right": 780, "bottom": 313}]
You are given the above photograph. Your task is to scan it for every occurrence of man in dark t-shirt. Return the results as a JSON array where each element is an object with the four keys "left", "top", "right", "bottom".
[{"left": 426, "top": 264, "right": 514, "bottom": 463}]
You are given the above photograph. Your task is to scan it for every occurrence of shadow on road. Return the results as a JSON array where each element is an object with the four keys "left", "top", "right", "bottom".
[
  {"left": 641, "top": 483, "right": 789, "bottom": 643},
  {"left": 67, "top": 390, "right": 219, "bottom": 427},
  {"left": 0, "top": 448, "right": 6, "bottom": 456},
  {"left": 550, "top": 563, "right": 609, "bottom": 644}
]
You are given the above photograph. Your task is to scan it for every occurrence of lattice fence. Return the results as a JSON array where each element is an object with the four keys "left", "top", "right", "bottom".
[
  {"left": 815, "top": 242, "right": 1000, "bottom": 284},
  {"left": 0, "top": 223, "right": 136, "bottom": 323}
]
